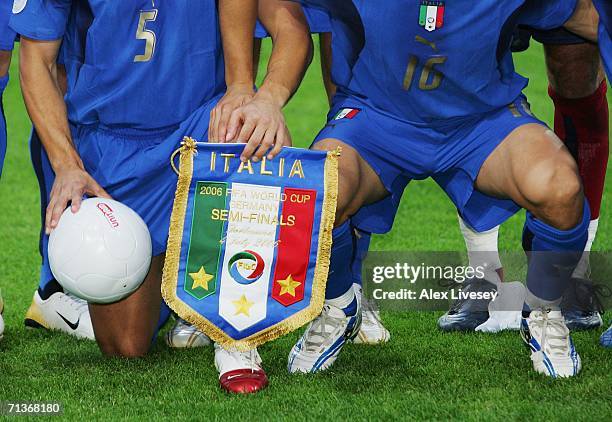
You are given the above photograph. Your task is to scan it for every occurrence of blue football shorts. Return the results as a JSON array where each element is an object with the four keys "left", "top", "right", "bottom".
[
  {"left": 32, "top": 96, "right": 221, "bottom": 333},
  {"left": 313, "top": 95, "right": 546, "bottom": 234}
]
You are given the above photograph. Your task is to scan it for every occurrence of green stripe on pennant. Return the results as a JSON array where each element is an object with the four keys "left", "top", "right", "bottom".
[
  {"left": 183, "top": 181, "right": 227, "bottom": 300},
  {"left": 419, "top": 3, "right": 427, "bottom": 26}
]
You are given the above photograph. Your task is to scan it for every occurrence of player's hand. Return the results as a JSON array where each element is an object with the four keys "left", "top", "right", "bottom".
[
  {"left": 226, "top": 91, "right": 292, "bottom": 162},
  {"left": 208, "top": 84, "right": 255, "bottom": 143},
  {"left": 46, "top": 165, "right": 111, "bottom": 234}
]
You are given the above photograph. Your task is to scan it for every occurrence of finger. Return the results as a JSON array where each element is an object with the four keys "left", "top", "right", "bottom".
[
  {"left": 218, "top": 104, "right": 236, "bottom": 143},
  {"left": 268, "top": 128, "right": 284, "bottom": 160},
  {"left": 226, "top": 109, "right": 246, "bottom": 142},
  {"left": 45, "top": 199, "right": 56, "bottom": 235},
  {"left": 238, "top": 122, "right": 261, "bottom": 162},
  {"left": 50, "top": 194, "right": 69, "bottom": 232},
  {"left": 254, "top": 127, "right": 275, "bottom": 162},
  {"left": 71, "top": 193, "right": 83, "bottom": 213},
  {"left": 208, "top": 107, "right": 218, "bottom": 142}
]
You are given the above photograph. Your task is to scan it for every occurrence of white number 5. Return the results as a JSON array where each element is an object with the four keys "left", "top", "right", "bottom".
[{"left": 134, "top": 10, "right": 158, "bottom": 63}]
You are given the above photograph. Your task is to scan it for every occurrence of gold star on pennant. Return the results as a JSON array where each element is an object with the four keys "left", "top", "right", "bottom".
[
  {"left": 233, "top": 294, "right": 255, "bottom": 317},
  {"left": 189, "top": 266, "right": 214, "bottom": 291},
  {"left": 277, "top": 274, "right": 301, "bottom": 297}
]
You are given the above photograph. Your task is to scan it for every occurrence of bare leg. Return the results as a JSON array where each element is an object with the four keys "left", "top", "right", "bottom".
[{"left": 90, "top": 255, "right": 165, "bottom": 358}]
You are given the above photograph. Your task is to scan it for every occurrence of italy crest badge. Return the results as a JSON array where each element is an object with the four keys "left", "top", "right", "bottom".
[
  {"left": 162, "top": 138, "right": 338, "bottom": 350},
  {"left": 419, "top": 1, "right": 445, "bottom": 32}
]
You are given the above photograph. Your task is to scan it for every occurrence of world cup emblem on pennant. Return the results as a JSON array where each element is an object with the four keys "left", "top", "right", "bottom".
[
  {"left": 162, "top": 138, "right": 339, "bottom": 351},
  {"left": 419, "top": 1, "right": 444, "bottom": 32}
]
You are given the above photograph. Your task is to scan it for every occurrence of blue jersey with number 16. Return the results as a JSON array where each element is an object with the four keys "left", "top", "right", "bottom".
[
  {"left": 10, "top": 0, "right": 225, "bottom": 131},
  {"left": 308, "top": 0, "right": 578, "bottom": 125}
]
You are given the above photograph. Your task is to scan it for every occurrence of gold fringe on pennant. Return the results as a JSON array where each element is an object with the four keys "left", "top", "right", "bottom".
[
  {"left": 161, "top": 144, "right": 340, "bottom": 352},
  {"left": 161, "top": 136, "right": 200, "bottom": 333}
]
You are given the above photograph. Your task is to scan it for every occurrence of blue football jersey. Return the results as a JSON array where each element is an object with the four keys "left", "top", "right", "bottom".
[
  {"left": 304, "top": 0, "right": 578, "bottom": 124},
  {"left": 593, "top": 0, "right": 612, "bottom": 78},
  {"left": 0, "top": 0, "right": 16, "bottom": 50},
  {"left": 11, "top": 0, "right": 225, "bottom": 131}
]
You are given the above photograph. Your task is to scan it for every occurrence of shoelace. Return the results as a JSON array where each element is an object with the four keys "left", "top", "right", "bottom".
[
  {"left": 304, "top": 306, "right": 343, "bottom": 351},
  {"left": 533, "top": 310, "right": 570, "bottom": 357},
  {"left": 223, "top": 347, "right": 259, "bottom": 373},
  {"left": 64, "top": 293, "right": 89, "bottom": 314}
]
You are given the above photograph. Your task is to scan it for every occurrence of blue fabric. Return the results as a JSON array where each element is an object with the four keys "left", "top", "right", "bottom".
[
  {"left": 0, "top": 75, "right": 7, "bottom": 178},
  {"left": 11, "top": 0, "right": 225, "bottom": 130},
  {"left": 314, "top": 94, "right": 544, "bottom": 234},
  {"left": 72, "top": 96, "right": 220, "bottom": 256},
  {"left": 524, "top": 201, "right": 590, "bottom": 302},
  {"left": 351, "top": 226, "right": 370, "bottom": 286},
  {"left": 326, "top": 221, "right": 355, "bottom": 300},
  {"left": 30, "top": 129, "right": 55, "bottom": 288},
  {"left": 298, "top": 0, "right": 576, "bottom": 125},
  {"left": 0, "top": 0, "right": 16, "bottom": 50}
]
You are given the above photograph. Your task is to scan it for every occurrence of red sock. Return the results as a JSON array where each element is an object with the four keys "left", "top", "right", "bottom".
[{"left": 549, "top": 81, "right": 609, "bottom": 219}]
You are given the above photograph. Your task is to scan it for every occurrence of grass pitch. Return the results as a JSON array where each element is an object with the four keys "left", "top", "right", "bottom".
[{"left": 0, "top": 39, "right": 611, "bottom": 420}]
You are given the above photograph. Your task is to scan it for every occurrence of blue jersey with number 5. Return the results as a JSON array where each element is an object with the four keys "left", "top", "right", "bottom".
[
  {"left": 11, "top": 0, "right": 224, "bottom": 130},
  {"left": 311, "top": 0, "right": 578, "bottom": 124}
]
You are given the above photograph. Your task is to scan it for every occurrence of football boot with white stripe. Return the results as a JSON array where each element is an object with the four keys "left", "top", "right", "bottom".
[
  {"left": 165, "top": 317, "right": 211, "bottom": 348},
  {"left": 520, "top": 310, "right": 581, "bottom": 378},
  {"left": 288, "top": 303, "right": 361, "bottom": 373}
]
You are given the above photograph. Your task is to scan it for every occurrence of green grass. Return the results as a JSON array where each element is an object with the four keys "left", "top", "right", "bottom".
[{"left": 1, "top": 39, "right": 611, "bottom": 420}]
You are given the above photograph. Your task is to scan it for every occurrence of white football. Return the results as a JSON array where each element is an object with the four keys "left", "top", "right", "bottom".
[{"left": 49, "top": 198, "right": 152, "bottom": 304}]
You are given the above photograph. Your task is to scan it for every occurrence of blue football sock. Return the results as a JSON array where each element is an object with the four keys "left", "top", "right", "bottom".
[
  {"left": 351, "top": 226, "right": 371, "bottom": 287},
  {"left": 0, "top": 74, "right": 8, "bottom": 178},
  {"left": 522, "top": 201, "right": 590, "bottom": 311},
  {"left": 30, "top": 129, "right": 57, "bottom": 291},
  {"left": 325, "top": 221, "right": 357, "bottom": 314}
]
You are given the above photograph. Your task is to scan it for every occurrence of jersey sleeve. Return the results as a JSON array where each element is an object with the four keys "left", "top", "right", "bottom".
[
  {"left": 518, "top": 0, "right": 579, "bottom": 31},
  {"left": 9, "top": 0, "right": 72, "bottom": 41}
]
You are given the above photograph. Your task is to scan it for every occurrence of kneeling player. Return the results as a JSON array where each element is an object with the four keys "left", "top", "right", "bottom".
[
  {"left": 13, "top": 0, "right": 308, "bottom": 366},
  {"left": 287, "top": 0, "right": 599, "bottom": 378}
]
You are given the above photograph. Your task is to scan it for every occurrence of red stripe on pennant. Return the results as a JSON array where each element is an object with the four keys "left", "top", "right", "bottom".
[
  {"left": 436, "top": 5, "right": 444, "bottom": 28},
  {"left": 271, "top": 188, "right": 317, "bottom": 307}
]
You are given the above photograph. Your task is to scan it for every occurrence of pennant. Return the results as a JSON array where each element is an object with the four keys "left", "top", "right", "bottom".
[{"left": 162, "top": 138, "right": 339, "bottom": 351}]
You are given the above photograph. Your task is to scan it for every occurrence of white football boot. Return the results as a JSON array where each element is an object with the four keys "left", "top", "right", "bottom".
[
  {"left": 288, "top": 302, "right": 361, "bottom": 373},
  {"left": 24, "top": 291, "right": 94, "bottom": 340},
  {"left": 165, "top": 317, "right": 212, "bottom": 348},
  {"left": 353, "top": 293, "right": 390, "bottom": 344},
  {"left": 214, "top": 343, "right": 268, "bottom": 394},
  {"left": 520, "top": 309, "right": 581, "bottom": 378},
  {"left": 0, "top": 291, "right": 5, "bottom": 342}
]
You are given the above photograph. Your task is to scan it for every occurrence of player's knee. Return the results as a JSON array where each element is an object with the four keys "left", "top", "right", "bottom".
[
  {"left": 312, "top": 139, "right": 361, "bottom": 225},
  {"left": 97, "top": 335, "right": 151, "bottom": 358},
  {"left": 525, "top": 160, "right": 583, "bottom": 229}
]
